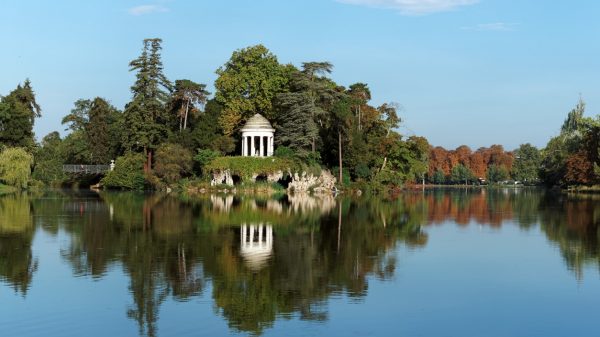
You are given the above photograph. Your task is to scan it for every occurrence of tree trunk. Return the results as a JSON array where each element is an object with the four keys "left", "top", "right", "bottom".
[
  {"left": 338, "top": 131, "right": 343, "bottom": 185},
  {"left": 143, "top": 147, "right": 149, "bottom": 173},
  {"left": 380, "top": 157, "right": 387, "bottom": 171},
  {"left": 183, "top": 99, "right": 190, "bottom": 130},
  {"left": 147, "top": 150, "right": 152, "bottom": 172}
]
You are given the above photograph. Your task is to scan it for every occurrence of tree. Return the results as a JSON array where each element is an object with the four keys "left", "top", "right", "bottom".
[
  {"left": 0, "top": 80, "right": 41, "bottom": 148},
  {"left": 275, "top": 92, "right": 319, "bottom": 158},
  {"left": 564, "top": 151, "right": 594, "bottom": 185},
  {"left": 154, "top": 143, "right": 193, "bottom": 184},
  {"left": 123, "top": 38, "right": 173, "bottom": 171},
  {"left": 487, "top": 164, "right": 509, "bottom": 183},
  {"left": 62, "top": 99, "right": 92, "bottom": 132},
  {"left": 450, "top": 164, "right": 473, "bottom": 185},
  {"left": 512, "top": 143, "right": 541, "bottom": 183},
  {"left": 215, "top": 45, "right": 292, "bottom": 135},
  {"left": 432, "top": 169, "right": 446, "bottom": 184},
  {"left": 0, "top": 147, "right": 33, "bottom": 189},
  {"left": 101, "top": 153, "right": 146, "bottom": 190},
  {"left": 348, "top": 83, "right": 371, "bottom": 132},
  {"left": 87, "top": 98, "right": 119, "bottom": 164},
  {"left": 170, "top": 79, "right": 210, "bottom": 131},
  {"left": 32, "top": 132, "right": 65, "bottom": 185},
  {"left": 561, "top": 97, "right": 586, "bottom": 137},
  {"left": 329, "top": 97, "right": 354, "bottom": 184},
  {"left": 61, "top": 98, "right": 121, "bottom": 164}
]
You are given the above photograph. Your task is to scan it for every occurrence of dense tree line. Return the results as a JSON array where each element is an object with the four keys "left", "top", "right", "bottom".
[{"left": 0, "top": 39, "right": 598, "bottom": 190}]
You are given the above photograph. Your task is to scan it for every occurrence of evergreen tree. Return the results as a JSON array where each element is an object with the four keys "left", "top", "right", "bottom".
[
  {"left": 0, "top": 80, "right": 40, "bottom": 148},
  {"left": 87, "top": 98, "right": 118, "bottom": 164},
  {"left": 169, "top": 79, "right": 210, "bottom": 132},
  {"left": 275, "top": 62, "right": 337, "bottom": 156},
  {"left": 123, "top": 38, "right": 173, "bottom": 170}
]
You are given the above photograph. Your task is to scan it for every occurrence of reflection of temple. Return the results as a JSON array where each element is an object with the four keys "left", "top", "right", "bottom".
[{"left": 240, "top": 223, "right": 273, "bottom": 271}]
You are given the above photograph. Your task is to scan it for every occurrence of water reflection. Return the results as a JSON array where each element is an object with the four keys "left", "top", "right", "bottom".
[
  {"left": 0, "top": 193, "right": 37, "bottom": 295},
  {"left": 1, "top": 189, "right": 599, "bottom": 336}
]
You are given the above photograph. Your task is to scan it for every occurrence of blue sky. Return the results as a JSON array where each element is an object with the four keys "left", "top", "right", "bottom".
[{"left": 1, "top": 0, "right": 599, "bottom": 150}]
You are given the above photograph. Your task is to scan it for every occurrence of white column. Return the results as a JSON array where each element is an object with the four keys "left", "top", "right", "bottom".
[
  {"left": 241, "top": 224, "right": 247, "bottom": 244},
  {"left": 250, "top": 224, "right": 255, "bottom": 243},
  {"left": 242, "top": 136, "right": 246, "bottom": 156},
  {"left": 269, "top": 137, "right": 273, "bottom": 156},
  {"left": 250, "top": 136, "right": 255, "bottom": 157},
  {"left": 259, "top": 136, "right": 264, "bottom": 157},
  {"left": 258, "top": 224, "right": 263, "bottom": 244}
]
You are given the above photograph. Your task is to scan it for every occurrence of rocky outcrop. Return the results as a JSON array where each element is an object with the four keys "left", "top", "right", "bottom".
[
  {"left": 210, "top": 169, "right": 337, "bottom": 194},
  {"left": 288, "top": 170, "right": 336, "bottom": 194},
  {"left": 211, "top": 170, "right": 233, "bottom": 186}
]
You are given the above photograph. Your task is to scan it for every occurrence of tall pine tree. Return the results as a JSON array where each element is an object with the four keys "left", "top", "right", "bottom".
[
  {"left": 0, "top": 80, "right": 40, "bottom": 148},
  {"left": 123, "top": 38, "right": 172, "bottom": 171}
]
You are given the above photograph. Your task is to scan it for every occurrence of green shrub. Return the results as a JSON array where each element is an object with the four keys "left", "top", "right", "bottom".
[
  {"left": 154, "top": 143, "right": 193, "bottom": 184},
  {"left": 0, "top": 147, "right": 33, "bottom": 189},
  {"left": 194, "top": 149, "right": 220, "bottom": 176},
  {"left": 101, "top": 153, "right": 145, "bottom": 190},
  {"left": 274, "top": 146, "right": 295, "bottom": 158}
]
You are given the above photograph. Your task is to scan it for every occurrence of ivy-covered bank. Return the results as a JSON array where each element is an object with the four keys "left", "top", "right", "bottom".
[{"left": 205, "top": 157, "right": 297, "bottom": 182}]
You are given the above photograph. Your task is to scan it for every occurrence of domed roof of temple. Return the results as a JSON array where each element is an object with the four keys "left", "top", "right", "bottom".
[{"left": 240, "top": 113, "right": 274, "bottom": 131}]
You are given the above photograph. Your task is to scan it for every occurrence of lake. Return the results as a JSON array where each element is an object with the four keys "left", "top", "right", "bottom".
[{"left": 1, "top": 189, "right": 599, "bottom": 337}]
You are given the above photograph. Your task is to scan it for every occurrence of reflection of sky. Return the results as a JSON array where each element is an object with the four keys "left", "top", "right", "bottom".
[{"left": 2, "top": 220, "right": 600, "bottom": 336}]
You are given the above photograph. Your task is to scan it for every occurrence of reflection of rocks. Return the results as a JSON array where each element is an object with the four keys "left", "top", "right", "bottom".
[
  {"left": 240, "top": 223, "right": 273, "bottom": 271},
  {"left": 211, "top": 195, "right": 234, "bottom": 212},
  {"left": 288, "top": 170, "right": 336, "bottom": 193},
  {"left": 288, "top": 193, "right": 336, "bottom": 214},
  {"left": 266, "top": 200, "right": 283, "bottom": 214}
]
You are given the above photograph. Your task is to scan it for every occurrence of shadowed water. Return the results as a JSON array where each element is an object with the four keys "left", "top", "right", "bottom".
[{"left": 1, "top": 189, "right": 599, "bottom": 336}]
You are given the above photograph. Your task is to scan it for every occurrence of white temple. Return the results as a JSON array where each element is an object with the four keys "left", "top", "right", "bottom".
[{"left": 241, "top": 114, "right": 275, "bottom": 157}]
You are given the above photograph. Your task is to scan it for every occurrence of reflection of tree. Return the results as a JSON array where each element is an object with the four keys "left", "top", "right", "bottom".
[
  {"left": 57, "top": 193, "right": 428, "bottom": 336},
  {"left": 538, "top": 193, "right": 600, "bottom": 279},
  {"left": 406, "top": 188, "right": 542, "bottom": 228},
  {"left": 11, "top": 188, "right": 600, "bottom": 336},
  {"left": 52, "top": 192, "right": 204, "bottom": 337},
  {"left": 200, "top": 197, "right": 428, "bottom": 335},
  {"left": 0, "top": 194, "right": 37, "bottom": 295}
]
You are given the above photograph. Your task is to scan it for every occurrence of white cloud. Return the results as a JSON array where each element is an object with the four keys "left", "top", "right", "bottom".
[
  {"left": 461, "top": 22, "right": 519, "bottom": 31},
  {"left": 336, "top": 0, "right": 479, "bottom": 15},
  {"left": 128, "top": 4, "right": 169, "bottom": 16}
]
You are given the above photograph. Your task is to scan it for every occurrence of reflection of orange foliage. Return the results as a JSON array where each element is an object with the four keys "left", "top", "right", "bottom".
[
  {"left": 406, "top": 192, "right": 515, "bottom": 227},
  {"left": 564, "top": 200, "right": 596, "bottom": 233}
]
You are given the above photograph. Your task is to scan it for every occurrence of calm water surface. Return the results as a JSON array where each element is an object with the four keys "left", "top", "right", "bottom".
[{"left": 1, "top": 189, "right": 599, "bottom": 337}]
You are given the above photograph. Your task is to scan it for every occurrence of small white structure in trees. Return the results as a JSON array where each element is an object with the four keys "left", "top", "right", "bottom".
[{"left": 241, "top": 114, "right": 275, "bottom": 157}]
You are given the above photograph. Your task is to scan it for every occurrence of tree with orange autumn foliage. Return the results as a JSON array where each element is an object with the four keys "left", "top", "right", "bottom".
[{"left": 427, "top": 144, "right": 514, "bottom": 184}]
